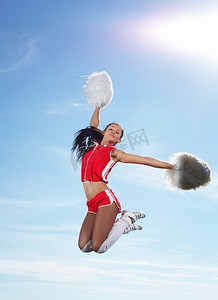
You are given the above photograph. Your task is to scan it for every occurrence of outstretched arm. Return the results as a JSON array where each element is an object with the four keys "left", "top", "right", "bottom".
[
  {"left": 111, "top": 149, "right": 174, "bottom": 169},
  {"left": 90, "top": 107, "right": 101, "bottom": 128}
]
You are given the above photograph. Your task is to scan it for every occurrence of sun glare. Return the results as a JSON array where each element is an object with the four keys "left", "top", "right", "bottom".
[{"left": 133, "top": 8, "right": 218, "bottom": 61}]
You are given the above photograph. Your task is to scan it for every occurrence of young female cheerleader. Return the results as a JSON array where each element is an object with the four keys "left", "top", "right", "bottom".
[{"left": 72, "top": 107, "right": 174, "bottom": 254}]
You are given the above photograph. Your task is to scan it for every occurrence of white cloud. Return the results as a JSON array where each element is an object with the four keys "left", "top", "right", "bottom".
[
  {"left": 84, "top": 258, "right": 218, "bottom": 273},
  {"left": 0, "top": 198, "right": 81, "bottom": 208},
  {"left": 0, "top": 257, "right": 217, "bottom": 293},
  {"left": 2, "top": 224, "right": 80, "bottom": 233},
  {"left": 44, "top": 100, "right": 88, "bottom": 115},
  {"left": 0, "top": 260, "right": 97, "bottom": 283},
  {"left": 0, "top": 38, "right": 38, "bottom": 73}
]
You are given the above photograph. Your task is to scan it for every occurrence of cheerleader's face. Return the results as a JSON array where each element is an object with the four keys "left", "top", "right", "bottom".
[{"left": 102, "top": 124, "right": 122, "bottom": 145}]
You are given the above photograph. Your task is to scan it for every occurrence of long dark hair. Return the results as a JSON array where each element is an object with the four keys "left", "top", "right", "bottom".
[{"left": 72, "top": 123, "right": 123, "bottom": 161}]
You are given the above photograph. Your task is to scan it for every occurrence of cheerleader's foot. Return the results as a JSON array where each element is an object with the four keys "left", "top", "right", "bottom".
[
  {"left": 122, "top": 210, "right": 146, "bottom": 223},
  {"left": 123, "top": 223, "right": 142, "bottom": 234}
]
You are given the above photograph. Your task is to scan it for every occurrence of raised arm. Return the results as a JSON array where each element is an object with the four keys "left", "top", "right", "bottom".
[
  {"left": 90, "top": 107, "right": 101, "bottom": 128},
  {"left": 111, "top": 149, "right": 174, "bottom": 169}
]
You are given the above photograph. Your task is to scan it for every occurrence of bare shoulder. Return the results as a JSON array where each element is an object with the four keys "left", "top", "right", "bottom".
[{"left": 111, "top": 149, "right": 125, "bottom": 162}]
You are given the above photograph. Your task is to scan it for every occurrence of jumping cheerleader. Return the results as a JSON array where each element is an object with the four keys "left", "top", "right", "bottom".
[{"left": 72, "top": 107, "right": 174, "bottom": 254}]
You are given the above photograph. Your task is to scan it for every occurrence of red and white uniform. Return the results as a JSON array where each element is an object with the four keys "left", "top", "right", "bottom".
[
  {"left": 81, "top": 143, "right": 121, "bottom": 214},
  {"left": 81, "top": 143, "right": 116, "bottom": 183}
]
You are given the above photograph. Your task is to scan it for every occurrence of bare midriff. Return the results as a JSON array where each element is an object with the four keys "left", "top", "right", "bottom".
[{"left": 82, "top": 181, "right": 110, "bottom": 201}]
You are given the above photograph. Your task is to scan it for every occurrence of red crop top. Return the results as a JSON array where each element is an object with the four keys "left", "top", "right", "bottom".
[{"left": 81, "top": 143, "right": 116, "bottom": 183}]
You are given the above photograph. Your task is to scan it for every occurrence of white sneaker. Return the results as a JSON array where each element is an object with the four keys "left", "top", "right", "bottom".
[
  {"left": 122, "top": 210, "right": 146, "bottom": 223},
  {"left": 123, "top": 223, "right": 142, "bottom": 234}
]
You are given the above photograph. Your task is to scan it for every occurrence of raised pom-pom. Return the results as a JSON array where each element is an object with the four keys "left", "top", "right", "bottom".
[
  {"left": 164, "top": 152, "right": 211, "bottom": 191},
  {"left": 83, "top": 71, "right": 114, "bottom": 108}
]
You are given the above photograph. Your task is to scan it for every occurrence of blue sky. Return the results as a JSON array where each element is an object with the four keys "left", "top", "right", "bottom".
[{"left": 1, "top": 0, "right": 218, "bottom": 299}]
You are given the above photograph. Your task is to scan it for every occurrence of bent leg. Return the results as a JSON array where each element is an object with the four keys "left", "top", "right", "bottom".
[
  {"left": 96, "top": 218, "right": 129, "bottom": 254},
  {"left": 78, "top": 212, "right": 96, "bottom": 252},
  {"left": 91, "top": 202, "right": 119, "bottom": 251},
  {"left": 91, "top": 203, "right": 132, "bottom": 253}
]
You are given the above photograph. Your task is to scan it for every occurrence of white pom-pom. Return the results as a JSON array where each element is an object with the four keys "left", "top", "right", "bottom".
[
  {"left": 164, "top": 152, "right": 211, "bottom": 191},
  {"left": 84, "top": 71, "right": 114, "bottom": 108}
]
